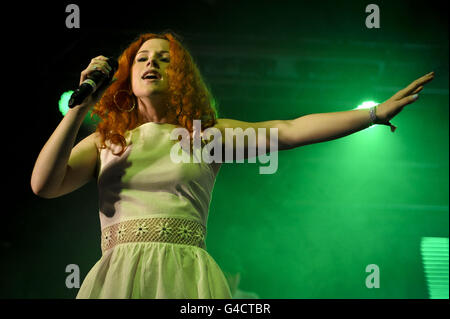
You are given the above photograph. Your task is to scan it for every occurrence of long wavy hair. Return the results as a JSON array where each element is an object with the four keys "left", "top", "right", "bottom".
[{"left": 91, "top": 32, "right": 219, "bottom": 156}]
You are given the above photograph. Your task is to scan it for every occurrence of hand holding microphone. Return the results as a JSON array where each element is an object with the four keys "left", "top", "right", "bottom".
[{"left": 68, "top": 56, "right": 118, "bottom": 109}]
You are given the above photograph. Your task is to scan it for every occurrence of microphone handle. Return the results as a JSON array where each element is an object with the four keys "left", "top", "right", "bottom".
[
  {"left": 68, "top": 58, "right": 118, "bottom": 109},
  {"left": 68, "top": 69, "right": 112, "bottom": 109},
  {"left": 68, "top": 81, "right": 95, "bottom": 108}
]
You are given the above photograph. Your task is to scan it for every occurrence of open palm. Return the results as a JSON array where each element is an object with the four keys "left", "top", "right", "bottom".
[{"left": 375, "top": 71, "right": 435, "bottom": 132}]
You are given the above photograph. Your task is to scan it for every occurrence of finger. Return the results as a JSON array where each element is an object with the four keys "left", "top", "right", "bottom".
[
  {"left": 92, "top": 60, "right": 112, "bottom": 72},
  {"left": 90, "top": 58, "right": 112, "bottom": 72},
  {"left": 97, "top": 56, "right": 117, "bottom": 70},
  {"left": 92, "top": 56, "right": 109, "bottom": 62},
  {"left": 411, "top": 85, "right": 424, "bottom": 95},
  {"left": 404, "top": 73, "right": 434, "bottom": 95},
  {"left": 396, "top": 93, "right": 419, "bottom": 107},
  {"left": 89, "top": 62, "right": 111, "bottom": 75},
  {"left": 393, "top": 72, "right": 434, "bottom": 100},
  {"left": 94, "top": 56, "right": 114, "bottom": 71},
  {"left": 80, "top": 60, "right": 112, "bottom": 84}
]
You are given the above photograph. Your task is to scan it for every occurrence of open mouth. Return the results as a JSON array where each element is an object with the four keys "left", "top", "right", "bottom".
[{"left": 142, "top": 70, "right": 162, "bottom": 80}]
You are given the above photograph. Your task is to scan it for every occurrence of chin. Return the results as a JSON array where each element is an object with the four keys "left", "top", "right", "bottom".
[
  {"left": 136, "top": 86, "right": 162, "bottom": 95},
  {"left": 149, "top": 88, "right": 168, "bottom": 95}
]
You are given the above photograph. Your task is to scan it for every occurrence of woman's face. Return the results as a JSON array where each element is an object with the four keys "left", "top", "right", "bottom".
[{"left": 131, "top": 38, "right": 170, "bottom": 97}]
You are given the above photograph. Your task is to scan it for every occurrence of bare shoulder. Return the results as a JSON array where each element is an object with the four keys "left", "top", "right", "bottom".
[{"left": 85, "top": 131, "right": 102, "bottom": 150}]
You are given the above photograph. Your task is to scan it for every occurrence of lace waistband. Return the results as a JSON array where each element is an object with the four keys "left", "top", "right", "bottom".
[{"left": 101, "top": 217, "right": 207, "bottom": 253}]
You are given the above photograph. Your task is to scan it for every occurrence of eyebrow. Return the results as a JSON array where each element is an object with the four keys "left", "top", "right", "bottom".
[{"left": 136, "top": 50, "right": 169, "bottom": 55}]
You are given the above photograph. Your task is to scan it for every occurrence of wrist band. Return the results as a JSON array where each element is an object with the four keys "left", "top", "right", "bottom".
[{"left": 369, "top": 105, "right": 378, "bottom": 126}]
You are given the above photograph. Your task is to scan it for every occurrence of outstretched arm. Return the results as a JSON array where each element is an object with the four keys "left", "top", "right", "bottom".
[
  {"left": 213, "top": 71, "right": 434, "bottom": 158},
  {"left": 283, "top": 71, "right": 434, "bottom": 149}
]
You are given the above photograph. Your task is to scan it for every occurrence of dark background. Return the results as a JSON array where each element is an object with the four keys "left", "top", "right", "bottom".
[{"left": 2, "top": 0, "right": 448, "bottom": 298}]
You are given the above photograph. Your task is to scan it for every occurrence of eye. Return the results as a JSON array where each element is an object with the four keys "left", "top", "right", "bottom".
[{"left": 136, "top": 56, "right": 170, "bottom": 63}]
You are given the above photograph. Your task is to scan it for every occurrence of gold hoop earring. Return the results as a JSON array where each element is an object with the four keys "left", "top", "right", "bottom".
[{"left": 113, "top": 90, "right": 136, "bottom": 112}]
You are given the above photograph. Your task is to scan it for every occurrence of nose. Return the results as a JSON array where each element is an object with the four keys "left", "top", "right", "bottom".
[{"left": 146, "top": 57, "right": 159, "bottom": 69}]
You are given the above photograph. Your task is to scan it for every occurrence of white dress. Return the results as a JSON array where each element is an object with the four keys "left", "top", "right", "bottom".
[{"left": 76, "top": 122, "right": 232, "bottom": 299}]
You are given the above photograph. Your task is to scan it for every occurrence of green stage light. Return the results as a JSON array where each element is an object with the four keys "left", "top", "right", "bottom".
[
  {"left": 58, "top": 90, "right": 73, "bottom": 116},
  {"left": 356, "top": 101, "right": 379, "bottom": 110},
  {"left": 355, "top": 101, "right": 379, "bottom": 129},
  {"left": 58, "top": 91, "right": 100, "bottom": 128}
]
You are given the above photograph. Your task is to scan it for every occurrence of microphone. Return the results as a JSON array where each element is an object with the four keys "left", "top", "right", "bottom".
[{"left": 68, "top": 58, "right": 118, "bottom": 108}]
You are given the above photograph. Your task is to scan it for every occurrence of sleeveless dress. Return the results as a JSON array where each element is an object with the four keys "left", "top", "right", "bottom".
[{"left": 76, "top": 122, "right": 232, "bottom": 299}]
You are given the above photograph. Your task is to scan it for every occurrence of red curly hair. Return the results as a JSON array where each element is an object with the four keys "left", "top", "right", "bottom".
[{"left": 91, "top": 32, "right": 219, "bottom": 156}]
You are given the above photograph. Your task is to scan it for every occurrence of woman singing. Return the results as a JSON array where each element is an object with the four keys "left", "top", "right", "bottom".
[{"left": 30, "top": 32, "right": 434, "bottom": 298}]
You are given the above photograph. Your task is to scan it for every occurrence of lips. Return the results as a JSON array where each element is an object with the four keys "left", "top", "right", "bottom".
[{"left": 142, "top": 69, "right": 162, "bottom": 80}]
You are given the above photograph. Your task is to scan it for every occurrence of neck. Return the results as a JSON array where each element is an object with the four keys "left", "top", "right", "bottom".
[{"left": 137, "top": 94, "right": 169, "bottom": 124}]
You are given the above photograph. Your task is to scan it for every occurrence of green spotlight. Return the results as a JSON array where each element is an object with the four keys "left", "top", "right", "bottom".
[
  {"left": 355, "top": 101, "right": 379, "bottom": 129},
  {"left": 58, "top": 90, "right": 73, "bottom": 116},
  {"left": 356, "top": 101, "right": 379, "bottom": 110},
  {"left": 58, "top": 91, "right": 100, "bottom": 128}
]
